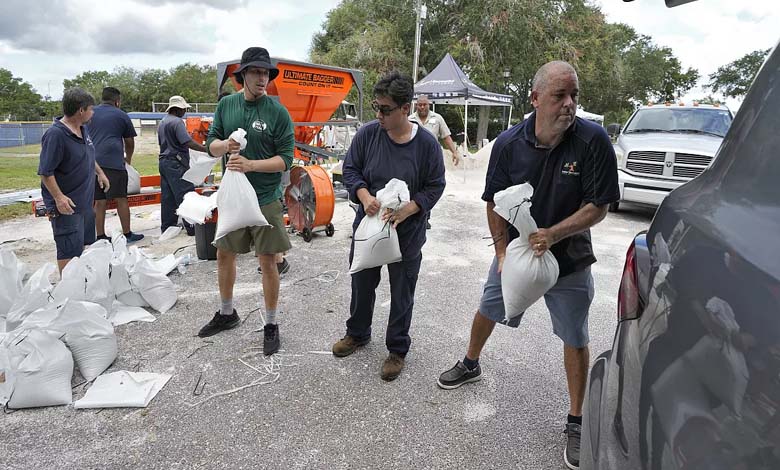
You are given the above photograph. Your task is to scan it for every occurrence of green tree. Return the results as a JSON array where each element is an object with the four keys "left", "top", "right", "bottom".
[
  {"left": 0, "top": 68, "right": 46, "bottom": 121},
  {"left": 707, "top": 48, "right": 771, "bottom": 98},
  {"left": 62, "top": 70, "right": 112, "bottom": 102}
]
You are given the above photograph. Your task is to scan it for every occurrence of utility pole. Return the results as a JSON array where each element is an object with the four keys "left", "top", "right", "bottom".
[{"left": 412, "top": 1, "right": 426, "bottom": 84}]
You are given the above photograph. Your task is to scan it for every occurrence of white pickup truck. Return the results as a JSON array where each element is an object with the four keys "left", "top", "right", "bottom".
[{"left": 609, "top": 103, "right": 733, "bottom": 211}]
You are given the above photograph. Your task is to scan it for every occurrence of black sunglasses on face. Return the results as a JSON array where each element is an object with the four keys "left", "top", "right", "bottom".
[{"left": 371, "top": 101, "right": 400, "bottom": 116}]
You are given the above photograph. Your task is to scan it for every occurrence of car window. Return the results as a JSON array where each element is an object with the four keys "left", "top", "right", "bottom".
[{"left": 625, "top": 108, "right": 732, "bottom": 136}]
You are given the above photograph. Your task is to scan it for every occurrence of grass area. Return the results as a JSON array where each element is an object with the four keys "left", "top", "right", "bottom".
[
  {"left": 0, "top": 202, "right": 32, "bottom": 222},
  {"left": 0, "top": 144, "right": 42, "bottom": 157},
  {"left": 0, "top": 153, "right": 161, "bottom": 192}
]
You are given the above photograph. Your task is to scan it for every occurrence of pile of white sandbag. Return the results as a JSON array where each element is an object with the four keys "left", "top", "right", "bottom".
[{"left": 0, "top": 236, "right": 180, "bottom": 409}]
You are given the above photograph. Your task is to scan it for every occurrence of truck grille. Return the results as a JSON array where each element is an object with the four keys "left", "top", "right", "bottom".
[
  {"left": 674, "top": 153, "right": 713, "bottom": 166},
  {"left": 625, "top": 151, "right": 714, "bottom": 180},
  {"left": 627, "top": 151, "right": 665, "bottom": 162},
  {"left": 626, "top": 161, "right": 664, "bottom": 175},
  {"left": 673, "top": 166, "right": 706, "bottom": 178}
]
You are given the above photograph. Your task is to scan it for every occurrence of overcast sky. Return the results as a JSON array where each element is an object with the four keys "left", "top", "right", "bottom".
[{"left": 1, "top": 0, "right": 777, "bottom": 109}]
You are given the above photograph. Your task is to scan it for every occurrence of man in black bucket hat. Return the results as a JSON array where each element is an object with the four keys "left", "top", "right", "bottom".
[{"left": 198, "top": 47, "right": 294, "bottom": 357}]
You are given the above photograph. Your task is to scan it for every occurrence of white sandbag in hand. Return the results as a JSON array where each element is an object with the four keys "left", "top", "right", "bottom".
[
  {"left": 126, "top": 163, "right": 141, "bottom": 194},
  {"left": 214, "top": 169, "right": 269, "bottom": 242},
  {"left": 493, "top": 183, "right": 559, "bottom": 319},
  {"left": 3, "top": 329, "right": 74, "bottom": 409},
  {"left": 349, "top": 178, "right": 410, "bottom": 274},
  {"left": 183, "top": 150, "right": 219, "bottom": 185}
]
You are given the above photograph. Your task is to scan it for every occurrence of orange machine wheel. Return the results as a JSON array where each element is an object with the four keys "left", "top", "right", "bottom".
[{"left": 284, "top": 165, "right": 335, "bottom": 242}]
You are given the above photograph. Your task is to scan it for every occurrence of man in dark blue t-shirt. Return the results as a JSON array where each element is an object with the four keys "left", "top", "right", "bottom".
[
  {"left": 436, "top": 61, "right": 619, "bottom": 470},
  {"left": 332, "top": 71, "right": 446, "bottom": 381},
  {"left": 90, "top": 87, "right": 143, "bottom": 243},
  {"left": 157, "top": 95, "right": 207, "bottom": 235},
  {"left": 38, "top": 87, "right": 111, "bottom": 272}
]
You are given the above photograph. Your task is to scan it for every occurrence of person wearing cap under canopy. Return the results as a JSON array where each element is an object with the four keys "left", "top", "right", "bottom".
[
  {"left": 197, "top": 46, "right": 294, "bottom": 357},
  {"left": 157, "top": 95, "right": 207, "bottom": 235}
]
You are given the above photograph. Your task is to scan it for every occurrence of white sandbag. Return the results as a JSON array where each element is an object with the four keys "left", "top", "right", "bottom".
[
  {"left": 176, "top": 191, "right": 218, "bottom": 225},
  {"left": 74, "top": 370, "right": 171, "bottom": 409},
  {"left": 126, "top": 163, "right": 141, "bottom": 195},
  {"left": 130, "top": 256, "right": 177, "bottom": 314},
  {"left": 493, "top": 183, "right": 559, "bottom": 319},
  {"left": 110, "top": 241, "right": 149, "bottom": 308},
  {"left": 79, "top": 240, "right": 114, "bottom": 313},
  {"left": 229, "top": 128, "right": 248, "bottom": 150},
  {"left": 183, "top": 150, "right": 219, "bottom": 185},
  {"left": 5, "top": 263, "right": 56, "bottom": 331},
  {"left": 4, "top": 329, "right": 74, "bottom": 409},
  {"left": 15, "top": 299, "right": 117, "bottom": 382},
  {"left": 0, "top": 250, "right": 24, "bottom": 318},
  {"left": 214, "top": 169, "right": 269, "bottom": 241},
  {"left": 349, "top": 179, "right": 410, "bottom": 274},
  {"left": 0, "top": 344, "right": 15, "bottom": 407},
  {"left": 52, "top": 256, "right": 88, "bottom": 303},
  {"left": 109, "top": 301, "right": 156, "bottom": 326}
]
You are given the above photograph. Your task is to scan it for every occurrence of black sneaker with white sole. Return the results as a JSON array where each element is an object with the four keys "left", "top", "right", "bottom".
[
  {"left": 564, "top": 422, "right": 582, "bottom": 469},
  {"left": 263, "top": 323, "right": 280, "bottom": 355},
  {"left": 197, "top": 310, "right": 240, "bottom": 337},
  {"left": 437, "top": 361, "right": 482, "bottom": 389}
]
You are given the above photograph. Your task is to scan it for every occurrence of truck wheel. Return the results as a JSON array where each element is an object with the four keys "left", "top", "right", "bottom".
[{"left": 608, "top": 201, "right": 620, "bottom": 213}]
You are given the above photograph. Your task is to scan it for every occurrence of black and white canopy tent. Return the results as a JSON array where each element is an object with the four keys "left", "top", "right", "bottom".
[{"left": 413, "top": 53, "right": 513, "bottom": 145}]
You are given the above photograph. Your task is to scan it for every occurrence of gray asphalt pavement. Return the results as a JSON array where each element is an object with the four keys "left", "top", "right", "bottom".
[{"left": 1, "top": 169, "right": 654, "bottom": 470}]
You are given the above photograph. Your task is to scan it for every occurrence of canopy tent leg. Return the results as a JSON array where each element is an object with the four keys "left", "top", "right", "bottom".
[
  {"left": 507, "top": 105, "right": 513, "bottom": 130},
  {"left": 463, "top": 102, "right": 469, "bottom": 183}
]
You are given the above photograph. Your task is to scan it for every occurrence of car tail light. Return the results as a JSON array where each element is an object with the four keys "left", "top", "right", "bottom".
[{"left": 618, "top": 241, "right": 641, "bottom": 320}]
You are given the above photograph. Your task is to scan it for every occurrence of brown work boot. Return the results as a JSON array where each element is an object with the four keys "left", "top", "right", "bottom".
[
  {"left": 332, "top": 335, "right": 370, "bottom": 357},
  {"left": 381, "top": 353, "right": 405, "bottom": 381}
]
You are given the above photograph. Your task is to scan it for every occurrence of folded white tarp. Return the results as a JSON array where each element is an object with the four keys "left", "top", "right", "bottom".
[
  {"left": 74, "top": 370, "right": 171, "bottom": 409},
  {"left": 3, "top": 329, "right": 74, "bottom": 409}
]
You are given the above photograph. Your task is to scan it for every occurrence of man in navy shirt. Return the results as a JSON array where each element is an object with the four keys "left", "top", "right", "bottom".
[
  {"left": 91, "top": 87, "right": 143, "bottom": 243},
  {"left": 332, "top": 71, "right": 446, "bottom": 381},
  {"left": 157, "top": 95, "right": 207, "bottom": 235},
  {"left": 38, "top": 88, "right": 110, "bottom": 272},
  {"left": 436, "top": 61, "right": 619, "bottom": 470}
]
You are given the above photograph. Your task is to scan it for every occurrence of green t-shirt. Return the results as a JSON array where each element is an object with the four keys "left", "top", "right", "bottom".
[{"left": 207, "top": 93, "right": 295, "bottom": 206}]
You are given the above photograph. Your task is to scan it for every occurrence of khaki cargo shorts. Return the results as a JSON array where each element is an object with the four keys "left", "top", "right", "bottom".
[{"left": 214, "top": 200, "right": 292, "bottom": 255}]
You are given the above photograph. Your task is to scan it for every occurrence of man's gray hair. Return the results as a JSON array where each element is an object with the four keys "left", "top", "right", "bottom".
[{"left": 532, "top": 61, "right": 577, "bottom": 92}]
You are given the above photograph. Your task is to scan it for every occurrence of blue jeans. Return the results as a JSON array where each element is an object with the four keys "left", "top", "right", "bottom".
[{"left": 159, "top": 157, "right": 195, "bottom": 233}]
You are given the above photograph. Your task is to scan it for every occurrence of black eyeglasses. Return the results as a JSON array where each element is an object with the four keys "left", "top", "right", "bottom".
[{"left": 371, "top": 101, "right": 400, "bottom": 116}]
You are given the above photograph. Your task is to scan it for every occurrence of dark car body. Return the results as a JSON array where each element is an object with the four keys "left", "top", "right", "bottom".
[{"left": 582, "top": 43, "right": 780, "bottom": 469}]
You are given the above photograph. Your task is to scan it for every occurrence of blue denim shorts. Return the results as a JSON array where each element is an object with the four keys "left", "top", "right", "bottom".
[
  {"left": 478, "top": 256, "right": 594, "bottom": 348},
  {"left": 50, "top": 209, "right": 96, "bottom": 260}
]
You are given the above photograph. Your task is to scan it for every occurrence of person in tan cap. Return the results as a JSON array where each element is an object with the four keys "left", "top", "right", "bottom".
[{"left": 157, "top": 95, "right": 207, "bottom": 235}]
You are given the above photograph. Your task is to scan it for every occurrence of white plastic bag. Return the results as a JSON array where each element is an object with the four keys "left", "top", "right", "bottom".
[
  {"left": 15, "top": 299, "right": 117, "bottom": 382},
  {"left": 126, "top": 163, "right": 141, "bottom": 195},
  {"left": 214, "top": 169, "right": 269, "bottom": 241},
  {"left": 176, "top": 191, "right": 218, "bottom": 225},
  {"left": 0, "top": 250, "right": 24, "bottom": 318},
  {"left": 4, "top": 329, "right": 74, "bottom": 409},
  {"left": 5, "top": 263, "right": 56, "bottom": 331},
  {"left": 74, "top": 371, "right": 171, "bottom": 409},
  {"left": 349, "top": 179, "right": 410, "bottom": 274},
  {"left": 493, "top": 183, "right": 559, "bottom": 319},
  {"left": 182, "top": 150, "right": 219, "bottom": 185}
]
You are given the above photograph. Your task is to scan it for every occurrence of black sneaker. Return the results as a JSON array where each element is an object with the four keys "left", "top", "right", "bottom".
[
  {"left": 257, "top": 258, "right": 290, "bottom": 275},
  {"left": 125, "top": 231, "right": 145, "bottom": 243},
  {"left": 426, "top": 221, "right": 432, "bottom": 230},
  {"left": 264, "top": 323, "right": 280, "bottom": 355},
  {"left": 564, "top": 422, "right": 582, "bottom": 470},
  {"left": 437, "top": 361, "right": 482, "bottom": 389},
  {"left": 197, "top": 310, "right": 240, "bottom": 337},
  {"left": 96, "top": 234, "right": 111, "bottom": 242}
]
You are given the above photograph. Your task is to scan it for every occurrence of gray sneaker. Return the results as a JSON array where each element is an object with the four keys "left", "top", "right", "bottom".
[
  {"left": 436, "top": 361, "right": 482, "bottom": 389},
  {"left": 564, "top": 422, "right": 581, "bottom": 469}
]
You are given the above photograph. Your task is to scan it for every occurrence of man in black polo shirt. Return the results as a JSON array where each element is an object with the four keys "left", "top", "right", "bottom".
[{"left": 436, "top": 61, "right": 619, "bottom": 470}]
